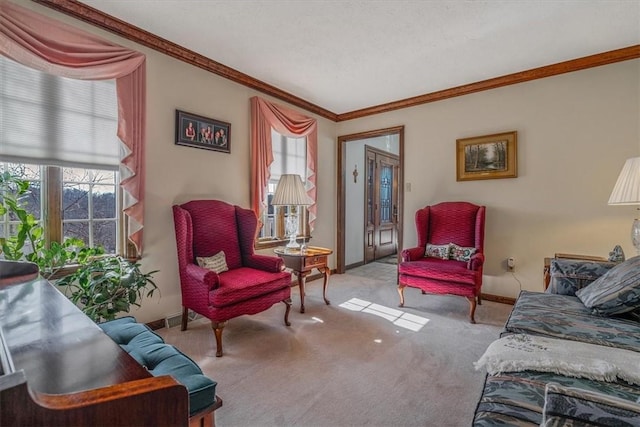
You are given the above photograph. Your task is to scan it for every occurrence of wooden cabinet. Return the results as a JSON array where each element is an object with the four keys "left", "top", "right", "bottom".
[{"left": 0, "top": 265, "right": 189, "bottom": 427}]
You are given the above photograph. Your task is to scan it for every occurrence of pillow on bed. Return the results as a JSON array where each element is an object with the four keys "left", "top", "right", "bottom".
[
  {"left": 425, "top": 243, "right": 451, "bottom": 260},
  {"left": 576, "top": 255, "right": 640, "bottom": 316},
  {"left": 196, "top": 251, "right": 229, "bottom": 274}
]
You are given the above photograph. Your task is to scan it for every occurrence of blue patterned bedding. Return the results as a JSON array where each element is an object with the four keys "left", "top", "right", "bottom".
[
  {"left": 473, "top": 290, "right": 640, "bottom": 426},
  {"left": 474, "top": 371, "right": 640, "bottom": 426},
  {"left": 504, "top": 290, "right": 640, "bottom": 353}
]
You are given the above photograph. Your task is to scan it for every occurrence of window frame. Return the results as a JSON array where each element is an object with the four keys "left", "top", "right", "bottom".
[
  {"left": 250, "top": 97, "right": 318, "bottom": 250},
  {"left": 1, "top": 162, "right": 134, "bottom": 260},
  {"left": 256, "top": 132, "right": 311, "bottom": 250}
]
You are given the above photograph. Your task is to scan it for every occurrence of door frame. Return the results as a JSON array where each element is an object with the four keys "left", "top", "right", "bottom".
[{"left": 337, "top": 125, "right": 405, "bottom": 274}]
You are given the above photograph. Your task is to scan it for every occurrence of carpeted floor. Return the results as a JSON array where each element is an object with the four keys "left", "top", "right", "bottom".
[{"left": 158, "top": 263, "right": 512, "bottom": 427}]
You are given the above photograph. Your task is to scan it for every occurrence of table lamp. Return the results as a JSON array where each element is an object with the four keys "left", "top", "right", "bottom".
[
  {"left": 271, "top": 174, "right": 312, "bottom": 249},
  {"left": 608, "top": 157, "right": 640, "bottom": 254}
]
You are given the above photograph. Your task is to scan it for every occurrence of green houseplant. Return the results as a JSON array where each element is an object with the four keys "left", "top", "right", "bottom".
[
  {"left": 0, "top": 171, "right": 43, "bottom": 263},
  {"left": 56, "top": 255, "right": 157, "bottom": 322},
  {"left": 1, "top": 171, "right": 158, "bottom": 322}
]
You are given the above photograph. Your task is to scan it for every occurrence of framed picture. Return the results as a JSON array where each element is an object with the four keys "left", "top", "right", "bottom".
[
  {"left": 175, "top": 109, "right": 231, "bottom": 153},
  {"left": 456, "top": 131, "right": 517, "bottom": 181}
]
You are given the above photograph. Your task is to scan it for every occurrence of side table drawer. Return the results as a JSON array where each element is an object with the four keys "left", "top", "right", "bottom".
[{"left": 304, "top": 255, "right": 327, "bottom": 269}]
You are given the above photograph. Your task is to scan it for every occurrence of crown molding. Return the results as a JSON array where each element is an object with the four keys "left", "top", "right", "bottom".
[
  {"left": 337, "top": 45, "right": 640, "bottom": 121},
  {"left": 33, "top": 1, "right": 639, "bottom": 123},
  {"left": 33, "top": 0, "right": 338, "bottom": 121}
]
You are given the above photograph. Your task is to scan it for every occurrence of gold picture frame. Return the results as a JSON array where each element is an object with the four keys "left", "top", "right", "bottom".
[{"left": 456, "top": 131, "right": 517, "bottom": 181}]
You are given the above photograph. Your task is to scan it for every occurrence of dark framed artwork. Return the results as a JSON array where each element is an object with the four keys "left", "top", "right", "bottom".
[
  {"left": 456, "top": 131, "right": 517, "bottom": 181},
  {"left": 175, "top": 109, "right": 231, "bottom": 153}
]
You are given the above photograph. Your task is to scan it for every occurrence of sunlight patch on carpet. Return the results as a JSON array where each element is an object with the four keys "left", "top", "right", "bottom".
[{"left": 339, "top": 298, "right": 429, "bottom": 331}]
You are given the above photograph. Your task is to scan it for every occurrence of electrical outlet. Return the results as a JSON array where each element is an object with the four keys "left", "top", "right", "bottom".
[{"left": 507, "top": 257, "right": 515, "bottom": 271}]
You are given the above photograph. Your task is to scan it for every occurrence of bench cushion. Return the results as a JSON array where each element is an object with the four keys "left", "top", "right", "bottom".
[{"left": 99, "top": 316, "right": 217, "bottom": 416}]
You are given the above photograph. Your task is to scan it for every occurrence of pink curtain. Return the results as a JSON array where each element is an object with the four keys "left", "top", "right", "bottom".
[
  {"left": 251, "top": 96, "right": 318, "bottom": 232},
  {"left": 0, "top": 1, "right": 147, "bottom": 254}
]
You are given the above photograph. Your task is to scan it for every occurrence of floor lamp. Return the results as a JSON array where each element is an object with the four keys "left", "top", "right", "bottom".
[
  {"left": 608, "top": 157, "right": 640, "bottom": 255},
  {"left": 271, "top": 174, "right": 312, "bottom": 250}
]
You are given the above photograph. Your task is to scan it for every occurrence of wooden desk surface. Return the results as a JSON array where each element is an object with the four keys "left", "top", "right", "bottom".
[
  {"left": 274, "top": 246, "right": 333, "bottom": 257},
  {"left": 0, "top": 276, "right": 151, "bottom": 394}
]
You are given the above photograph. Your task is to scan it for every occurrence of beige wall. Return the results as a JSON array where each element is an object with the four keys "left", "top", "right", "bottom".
[
  {"left": 337, "top": 60, "right": 640, "bottom": 298},
  {"left": 17, "top": 1, "right": 337, "bottom": 323},
  {"left": 16, "top": 1, "right": 640, "bottom": 321}
]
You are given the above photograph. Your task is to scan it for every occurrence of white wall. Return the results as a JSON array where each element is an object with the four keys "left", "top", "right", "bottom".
[
  {"left": 16, "top": 1, "right": 640, "bottom": 319},
  {"left": 338, "top": 60, "right": 640, "bottom": 298}
]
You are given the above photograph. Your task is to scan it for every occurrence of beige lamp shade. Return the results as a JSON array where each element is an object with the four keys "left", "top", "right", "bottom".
[
  {"left": 272, "top": 174, "right": 312, "bottom": 206},
  {"left": 609, "top": 157, "right": 640, "bottom": 205}
]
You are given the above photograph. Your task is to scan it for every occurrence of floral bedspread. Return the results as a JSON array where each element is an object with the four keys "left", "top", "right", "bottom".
[
  {"left": 503, "top": 291, "right": 640, "bottom": 352},
  {"left": 472, "top": 290, "right": 640, "bottom": 426}
]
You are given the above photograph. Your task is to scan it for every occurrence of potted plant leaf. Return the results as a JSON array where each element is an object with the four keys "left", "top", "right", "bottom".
[
  {"left": 1, "top": 171, "right": 158, "bottom": 322},
  {"left": 56, "top": 256, "right": 158, "bottom": 322}
]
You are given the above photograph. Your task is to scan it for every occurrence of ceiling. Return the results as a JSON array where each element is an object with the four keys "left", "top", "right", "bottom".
[{"left": 78, "top": 0, "right": 640, "bottom": 115}]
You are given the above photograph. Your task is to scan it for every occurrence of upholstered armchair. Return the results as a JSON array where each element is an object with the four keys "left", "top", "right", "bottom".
[
  {"left": 173, "top": 200, "right": 292, "bottom": 357},
  {"left": 397, "top": 201, "right": 486, "bottom": 323}
]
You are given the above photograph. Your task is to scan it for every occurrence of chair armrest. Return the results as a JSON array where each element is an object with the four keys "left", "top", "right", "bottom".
[
  {"left": 547, "top": 258, "right": 616, "bottom": 296},
  {"left": 185, "top": 263, "right": 220, "bottom": 290},
  {"left": 244, "top": 254, "right": 284, "bottom": 272},
  {"left": 401, "top": 247, "right": 425, "bottom": 262},
  {"left": 468, "top": 252, "right": 484, "bottom": 270}
]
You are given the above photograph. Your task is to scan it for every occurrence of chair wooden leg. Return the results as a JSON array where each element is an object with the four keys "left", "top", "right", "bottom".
[
  {"left": 467, "top": 297, "right": 477, "bottom": 324},
  {"left": 211, "top": 321, "right": 227, "bottom": 357},
  {"left": 189, "top": 413, "right": 213, "bottom": 427},
  {"left": 283, "top": 298, "right": 292, "bottom": 326},
  {"left": 397, "top": 284, "right": 406, "bottom": 307},
  {"left": 477, "top": 293, "right": 482, "bottom": 305},
  {"left": 181, "top": 306, "right": 189, "bottom": 331}
]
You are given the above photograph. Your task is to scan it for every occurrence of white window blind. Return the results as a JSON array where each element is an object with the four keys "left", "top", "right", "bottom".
[
  {"left": 270, "top": 129, "right": 306, "bottom": 181},
  {"left": 0, "top": 55, "right": 120, "bottom": 170}
]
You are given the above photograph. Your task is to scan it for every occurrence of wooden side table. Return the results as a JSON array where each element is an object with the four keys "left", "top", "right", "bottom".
[
  {"left": 274, "top": 246, "right": 333, "bottom": 313},
  {"left": 543, "top": 253, "right": 609, "bottom": 290}
]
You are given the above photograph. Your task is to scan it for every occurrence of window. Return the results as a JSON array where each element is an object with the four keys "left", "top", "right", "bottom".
[
  {"left": 0, "top": 56, "right": 124, "bottom": 256},
  {"left": 0, "top": 162, "right": 120, "bottom": 255},
  {"left": 259, "top": 130, "right": 308, "bottom": 243},
  {"left": 250, "top": 97, "right": 318, "bottom": 249}
]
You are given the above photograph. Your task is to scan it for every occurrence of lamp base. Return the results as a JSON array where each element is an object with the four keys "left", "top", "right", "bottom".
[
  {"left": 285, "top": 212, "right": 299, "bottom": 250},
  {"left": 285, "top": 235, "right": 300, "bottom": 249}
]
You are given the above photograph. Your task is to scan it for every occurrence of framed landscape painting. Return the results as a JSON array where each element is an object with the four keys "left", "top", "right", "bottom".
[
  {"left": 175, "top": 109, "right": 231, "bottom": 153},
  {"left": 456, "top": 131, "right": 517, "bottom": 181}
]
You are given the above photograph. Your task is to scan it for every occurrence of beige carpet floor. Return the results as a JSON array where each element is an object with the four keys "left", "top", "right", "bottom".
[{"left": 158, "top": 263, "right": 512, "bottom": 427}]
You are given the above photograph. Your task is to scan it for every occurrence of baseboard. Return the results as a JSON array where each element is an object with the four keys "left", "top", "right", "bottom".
[
  {"left": 481, "top": 293, "right": 516, "bottom": 305},
  {"left": 146, "top": 318, "right": 166, "bottom": 330},
  {"left": 146, "top": 310, "right": 201, "bottom": 331},
  {"left": 346, "top": 261, "right": 365, "bottom": 270}
]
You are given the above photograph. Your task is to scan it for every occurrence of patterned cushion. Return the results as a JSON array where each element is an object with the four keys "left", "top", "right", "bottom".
[
  {"left": 197, "top": 251, "right": 229, "bottom": 274},
  {"left": 450, "top": 243, "right": 476, "bottom": 262},
  {"left": 542, "top": 383, "right": 640, "bottom": 426},
  {"left": 425, "top": 243, "right": 451, "bottom": 260},
  {"left": 576, "top": 256, "right": 640, "bottom": 316},
  {"left": 548, "top": 258, "right": 616, "bottom": 296}
]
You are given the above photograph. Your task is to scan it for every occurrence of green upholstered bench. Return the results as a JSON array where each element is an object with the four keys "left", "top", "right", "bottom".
[{"left": 99, "top": 317, "right": 220, "bottom": 426}]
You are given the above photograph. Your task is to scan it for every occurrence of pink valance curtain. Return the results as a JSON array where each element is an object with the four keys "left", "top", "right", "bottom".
[
  {"left": 250, "top": 96, "right": 318, "bottom": 231},
  {"left": 0, "top": 1, "right": 147, "bottom": 254}
]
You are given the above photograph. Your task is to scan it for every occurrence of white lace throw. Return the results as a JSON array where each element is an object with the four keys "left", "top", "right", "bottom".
[{"left": 474, "top": 334, "right": 640, "bottom": 385}]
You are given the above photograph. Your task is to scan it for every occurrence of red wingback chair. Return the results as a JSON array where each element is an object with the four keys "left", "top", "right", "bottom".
[
  {"left": 173, "top": 200, "right": 292, "bottom": 356},
  {"left": 398, "top": 201, "right": 486, "bottom": 323}
]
